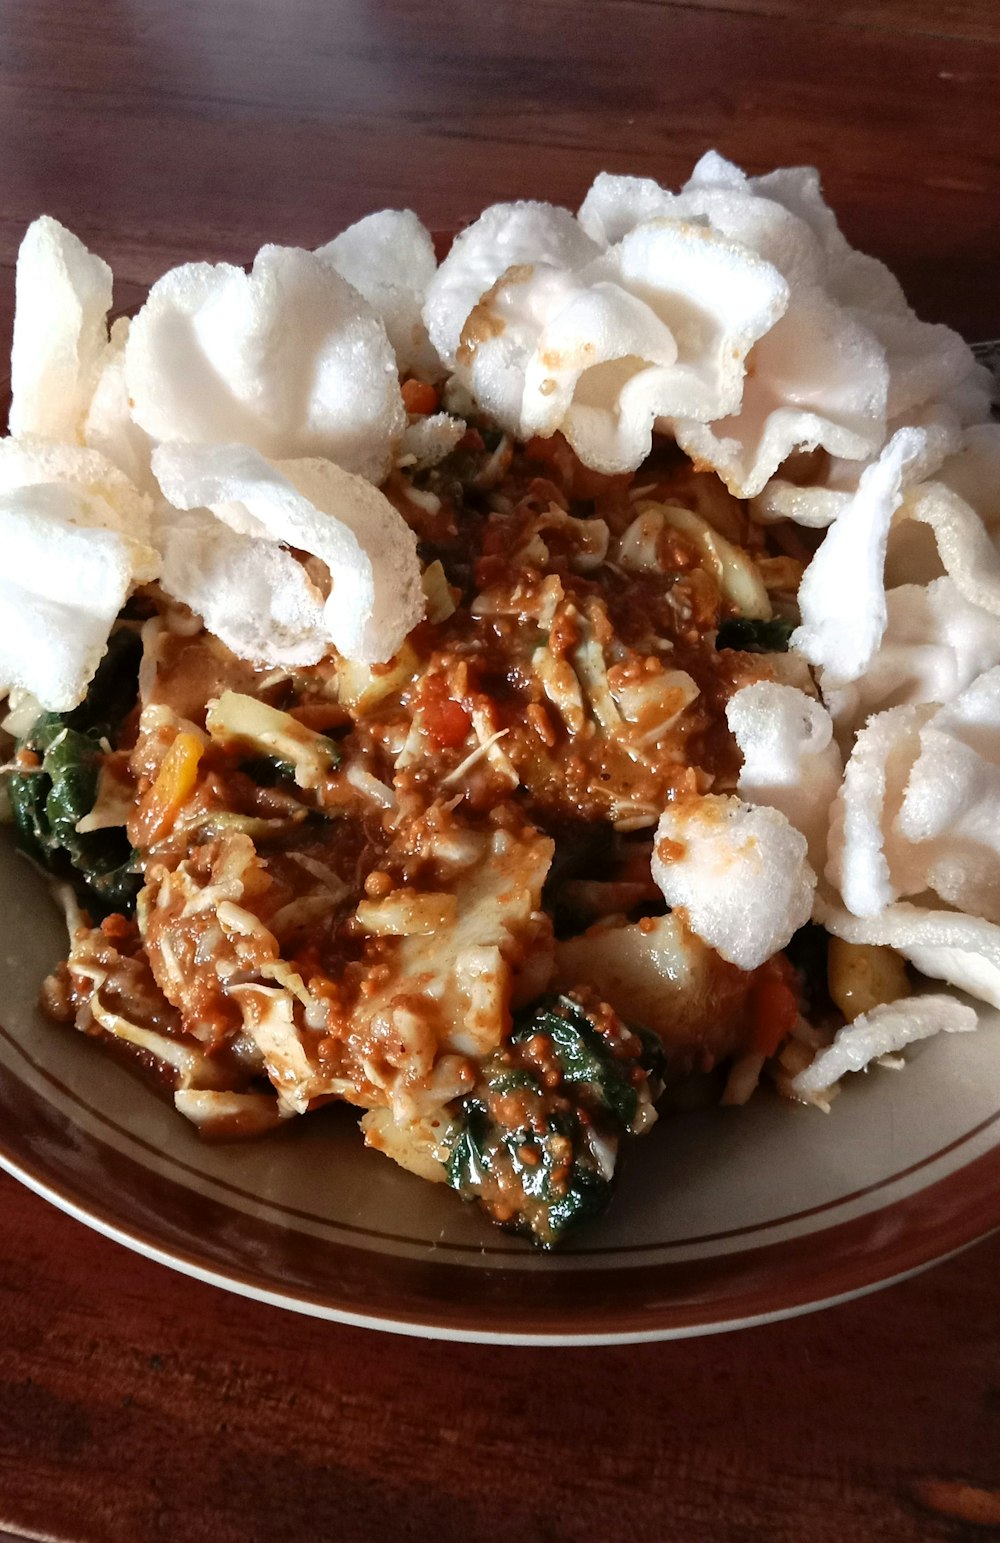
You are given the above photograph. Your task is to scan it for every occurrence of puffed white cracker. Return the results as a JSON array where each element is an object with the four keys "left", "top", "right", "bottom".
[
  {"left": 316, "top": 208, "right": 441, "bottom": 378},
  {"left": 583, "top": 157, "right": 982, "bottom": 498},
  {"left": 791, "top": 994, "right": 976, "bottom": 1098},
  {"left": 755, "top": 401, "right": 963, "bottom": 531},
  {"left": 0, "top": 483, "right": 152, "bottom": 711},
  {"left": 156, "top": 506, "right": 327, "bottom": 668},
  {"left": 675, "top": 177, "right": 828, "bottom": 288},
  {"left": 126, "top": 246, "right": 405, "bottom": 482},
  {"left": 896, "top": 667, "right": 1000, "bottom": 924},
  {"left": 863, "top": 308, "right": 979, "bottom": 422},
  {"left": 582, "top": 163, "right": 827, "bottom": 284},
  {"left": 423, "top": 200, "right": 600, "bottom": 371},
  {"left": 818, "top": 896, "right": 1000, "bottom": 1011},
  {"left": 825, "top": 702, "right": 932, "bottom": 918},
  {"left": 83, "top": 318, "right": 157, "bottom": 495},
  {"left": 0, "top": 434, "right": 158, "bottom": 709},
  {"left": 398, "top": 412, "right": 466, "bottom": 469},
  {"left": 937, "top": 422, "right": 1000, "bottom": 530},
  {"left": 666, "top": 172, "right": 887, "bottom": 494},
  {"left": 884, "top": 422, "right": 1000, "bottom": 601},
  {"left": 760, "top": 165, "right": 983, "bottom": 422},
  {"left": 748, "top": 162, "right": 910, "bottom": 318},
  {"left": 895, "top": 481, "right": 1000, "bottom": 617},
  {"left": 470, "top": 273, "right": 667, "bottom": 467},
  {"left": 685, "top": 149, "right": 748, "bottom": 192},
  {"left": 749, "top": 479, "right": 847, "bottom": 530},
  {"left": 591, "top": 155, "right": 985, "bottom": 455},
  {"left": 455, "top": 220, "right": 786, "bottom": 475},
  {"left": 726, "top": 682, "right": 842, "bottom": 872},
  {"left": 792, "top": 427, "right": 925, "bottom": 682},
  {"left": 823, "top": 578, "right": 1000, "bottom": 729},
  {"left": 9, "top": 215, "right": 113, "bottom": 443},
  {"left": 672, "top": 289, "right": 887, "bottom": 499},
  {"left": 651, "top": 794, "right": 815, "bottom": 970},
  {"left": 578, "top": 172, "right": 669, "bottom": 246},
  {"left": 0, "top": 434, "right": 156, "bottom": 552},
  {"left": 152, "top": 442, "right": 424, "bottom": 663},
  {"left": 604, "top": 217, "right": 787, "bottom": 420}
]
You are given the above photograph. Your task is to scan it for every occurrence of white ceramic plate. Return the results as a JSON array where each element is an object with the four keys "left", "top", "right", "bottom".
[
  {"left": 2, "top": 341, "right": 999, "bottom": 1345},
  {"left": 2, "top": 826, "right": 999, "bottom": 1344}
]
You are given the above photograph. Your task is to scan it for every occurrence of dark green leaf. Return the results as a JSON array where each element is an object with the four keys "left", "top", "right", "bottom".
[
  {"left": 715, "top": 615, "right": 795, "bottom": 654},
  {"left": 444, "top": 1103, "right": 493, "bottom": 1191},
  {"left": 443, "top": 993, "right": 661, "bottom": 1247},
  {"left": 542, "top": 1162, "right": 610, "bottom": 1235},
  {"left": 8, "top": 764, "right": 51, "bottom": 857},
  {"left": 6, "top": 633, "right": 143, "bottom": 915},
  {"left": 42, "top": 728, "right": 100, "bottom": 846},
  {"left": 513, "top": 997, "right": 639, "bottom": 1128},
  {"left": 77, "top": 842, "right": 142, "bottom": 912},
  {"left": 71, "top": 627, "right": 142, "bottom": 735},
  {"left": 239, "top": 755, "right": 298, "bottom": 786}
]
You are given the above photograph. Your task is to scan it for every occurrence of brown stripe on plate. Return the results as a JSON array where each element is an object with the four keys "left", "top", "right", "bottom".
[{"left": 2, "top": 1020, "right": 1000, "bottom": 1343}]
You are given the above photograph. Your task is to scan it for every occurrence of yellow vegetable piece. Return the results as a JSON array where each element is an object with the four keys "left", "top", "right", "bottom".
[{"left": 827, "top": 937, "right": 910, "bottom": 1023}]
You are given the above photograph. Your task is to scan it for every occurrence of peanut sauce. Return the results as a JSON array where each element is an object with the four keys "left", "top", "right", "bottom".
[{"left": 43, "top": 427, "right": 795, "bottom": 1165}]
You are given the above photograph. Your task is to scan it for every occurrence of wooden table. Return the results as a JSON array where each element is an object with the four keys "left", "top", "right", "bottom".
[{"left": 1, "top": 1, "right": 1000, "bottom": 1538}]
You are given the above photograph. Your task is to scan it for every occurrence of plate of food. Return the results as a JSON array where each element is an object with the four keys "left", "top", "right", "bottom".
[{"left": 2, "top": 152, "right": 1000, "bottom": 1344}]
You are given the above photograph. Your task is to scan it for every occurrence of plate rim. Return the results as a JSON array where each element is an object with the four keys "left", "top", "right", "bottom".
[
  {"left": 3, "top": 1037, "right": 1000, "bottom": 1345},
  {"left": 2, "top": 1139, "right": 992, "bottom": 1345}
]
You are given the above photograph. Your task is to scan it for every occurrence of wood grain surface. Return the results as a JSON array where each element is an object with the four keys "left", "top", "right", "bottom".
[
  {"left": 2, "top": 1174, "right": 1000, "bottom": 1543},
  {"left": 1, "top": 1, "right": 1000, "bottom": 1539}
]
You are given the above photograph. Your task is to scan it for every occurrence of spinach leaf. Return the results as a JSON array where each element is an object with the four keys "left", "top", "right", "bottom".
[
  {"left": 42, "top": 727, "right": 102, "bottom": 846},
  {"left": 715, "top": 615, "right": 795, "bottom": 653},
  {"left": 444, "top": 994, "right": 663, "bottom": 1248},
  {"left": 6, "top": 629, "right": 143, "bottom": 915},
  {"left": 72, "top": 627, "right": 143, "bottom": 736}
]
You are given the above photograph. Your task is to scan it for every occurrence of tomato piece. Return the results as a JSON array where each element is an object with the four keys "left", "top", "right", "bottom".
[
  {"left": 749, "top": 958, "right": 800, "bottom": 1057},
  {"left": 418, "top": 673, "right": 473, "bottom": 750},
  {"left": 424, "top": 696, "right": 472, "bottom": 749}
]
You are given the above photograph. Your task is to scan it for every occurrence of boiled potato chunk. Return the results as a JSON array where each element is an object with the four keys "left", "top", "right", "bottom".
[{"left": 555, "top": 912, "right": 754, "bottom": 1069}]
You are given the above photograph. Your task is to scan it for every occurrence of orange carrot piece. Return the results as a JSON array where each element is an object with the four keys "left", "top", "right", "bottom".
[{"left": 139, "top": 732, "right": 204, "bottom": 845}]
